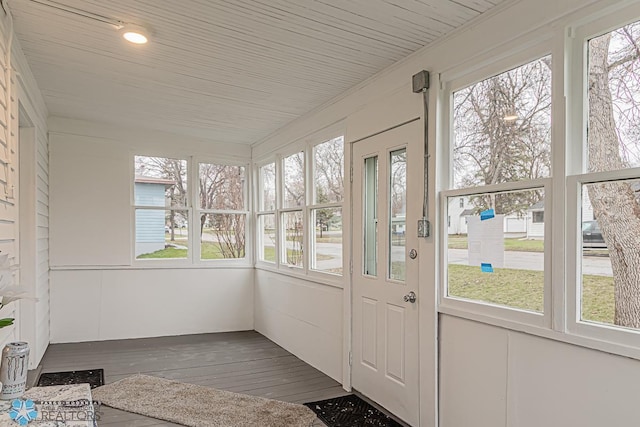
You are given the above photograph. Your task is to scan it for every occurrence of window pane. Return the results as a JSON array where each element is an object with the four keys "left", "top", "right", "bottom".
[
  {"left": 258, "top": 214, "right": 276, "bottom": 263},
  {"left": 282, "top": 211, "right": 303, "bottom": 267},
  {"left": 200, "top": 213, "right": 245, "bottom": 259},
  {"left": 588, "top": 22, "right": 640, "bottom": 172},
  {"left": 447, "top": 188, "right": 545, "bottom": 312},
  {"left": 259, "top": 163, "right": 276, "bottom": 211},
  {"left": 314, "top": 136, "right": 344, "bottom": 204},
  {"left": 199, "top": 163, "right": 245, "bottom": 210},
  {"left": 135, "top": 156, "right": 187, "bottom": 208},
  {"left": 580, "top": 180, "right": 640, "bottom": 329},
  {"left": 136, "top": 209, "right": 188, "bottom": 259},
  {"left": 390, "top": 149, "right": 406, "bottom": 281},
  {"left": 364, "top": 156, "right": 378, "bottom": 276},
  {"left": 283, "top": 152, "right": 304, "bottom": 208},
  {"left": 452, "top": 56, "right": 552, "bottom": 188},
  {"left": 311, "top": 208, "right": 342, "bottom": 275}
]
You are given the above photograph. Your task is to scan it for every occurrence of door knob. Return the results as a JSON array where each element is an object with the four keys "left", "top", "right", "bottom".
[{"left": 403, "top": 291, "right": 417, "bottom": 303}]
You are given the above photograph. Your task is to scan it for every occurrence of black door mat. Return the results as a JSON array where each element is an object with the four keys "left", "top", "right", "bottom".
[
  {"left": 305, "top": 394, "right": 404, "bottom": 427},
  {"left": 37, "top": 369, "right": 104, "bottom": 389}
]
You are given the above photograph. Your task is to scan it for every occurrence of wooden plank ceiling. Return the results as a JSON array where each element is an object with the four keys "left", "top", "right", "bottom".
[{"left": 10, "top": 0, "right": 505, "bottom": 144}]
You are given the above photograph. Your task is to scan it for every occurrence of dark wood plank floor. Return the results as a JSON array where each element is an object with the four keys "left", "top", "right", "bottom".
[{"left": 37, "top": 331, "right": 348, "bottom": 426}]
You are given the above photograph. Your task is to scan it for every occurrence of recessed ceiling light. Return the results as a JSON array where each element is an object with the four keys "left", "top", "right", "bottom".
[{"left": 121, "top": 24, "right": 149, "bottom": 45}]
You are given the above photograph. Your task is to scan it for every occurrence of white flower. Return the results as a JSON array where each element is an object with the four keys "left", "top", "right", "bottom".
[{"left": 0, "top": 253, "right": 37, "bottom": 328}]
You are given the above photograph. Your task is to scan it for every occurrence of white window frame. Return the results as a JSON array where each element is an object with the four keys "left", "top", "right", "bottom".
[
  {"left": 194, "top": 158, "right": 251, "bottom": 265},
  {"left": 439, "top": 43, "right": 555, "bottom": 329},
  {"left": 280, "top": 151, "right": 306, "bottom": 270},
  {"left": 255, "top": 160, "right": 279, "bottom": 267},
  {"left": 132, "top": 153, "right": 251, "bottom": 267},
  {"left": 132, "top": 153, "right": 192, "bottom": 266},
  {"left": 565, "top": 4, "right": 640, "bottom": 348},
  {"left": 253, "top": 128, "right": 346, "bottom": 287},
  {"left": 307, "top": 136, "right": 345, "bottom": 279}
]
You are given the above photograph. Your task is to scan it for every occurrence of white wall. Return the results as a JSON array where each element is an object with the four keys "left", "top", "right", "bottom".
[
  {"left": 254, "top": 270, "right": 343, "bottom": 382},
  {"left": 0, "top": 7, "right": 51, "bottom": 368},
  {"left": 51, "top": 268, "right": 253, "bottom": 342},
  {"left": 440, "top": 315, "right": 640, "bottom": 427},
  {"left": 48, "top": 117, "right": 254, "bottom": 342},
  {"left": 0, "top": 10, "right": 20, "bottom": 354}
]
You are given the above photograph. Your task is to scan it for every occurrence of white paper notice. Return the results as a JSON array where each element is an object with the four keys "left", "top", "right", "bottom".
[{"left": 467, "top": 214, "right": 504, "bottom": 269}]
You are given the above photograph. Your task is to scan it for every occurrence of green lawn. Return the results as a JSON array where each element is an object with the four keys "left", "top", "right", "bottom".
[
  {"left": 137, "top": 241, "right": 245, "bottom": 260},
  {"left": 138, "top": 247, "right": 188, "bottom": 259},
  {"left": 448, "top": 264, "right": 614, "bottom": 324},
  {"left": 262, "top": 246, "right": 277, "bottom": 263},
  {"left": 315, "top": 237, "right": 343, "bottom": 244},
  {"left": 448, "top": 236, "right": 545, "bottom": 252}
]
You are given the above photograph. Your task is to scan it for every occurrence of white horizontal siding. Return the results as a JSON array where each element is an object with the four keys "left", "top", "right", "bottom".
[
  {"left": 35, "top": 121, "right": 49, "bottom": 363},
  {"left": 0, "top": 10, "right": 18, "bottom": 353},
  {"left": 8, "top": 0, "right": 51, "bottom": 367}
]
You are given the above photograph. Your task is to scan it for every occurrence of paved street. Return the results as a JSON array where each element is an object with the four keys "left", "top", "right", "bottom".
[
  {"left": 448, "top": 248, "right": 613, "bottom": 276},
  {"left": 263, "top": 233, "right": 614, "bottom": 277}
]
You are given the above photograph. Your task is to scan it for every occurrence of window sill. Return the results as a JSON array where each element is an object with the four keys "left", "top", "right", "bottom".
[
  {"left": 51, "top": 262, "right": 253, "bottom": 271},
  {"left": 254, "top": 263, "right": 345, "bottom": 289}
]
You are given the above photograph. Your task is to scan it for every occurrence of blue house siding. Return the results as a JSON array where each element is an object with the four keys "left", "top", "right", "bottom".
[
  {"left": 135, "top": 182, "right": 167, "bottom": 207},
  {"left": 135, "top": 182, "right": 167, "bottom": 256}
]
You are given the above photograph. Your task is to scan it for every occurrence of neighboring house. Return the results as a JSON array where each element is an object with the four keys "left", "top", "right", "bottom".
[
  {"left": 527, "top": 192, "right": 599, "bottom": 238},
  {"left": 447, "top": 197, "right": 469, "bottom": 235},
  {"left": 527, "top": 200, "right": 545, "bottom": 239},
  {"left": 134, "top": 176, "right": 176, "bottom": 257},
  {"left": 448, "top": 197, "right": 529, "bottom": 235}
]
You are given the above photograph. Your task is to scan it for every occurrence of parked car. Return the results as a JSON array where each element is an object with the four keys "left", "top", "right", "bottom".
[{"left": 582, "top": 220, "right": 606, "bottom": 248}]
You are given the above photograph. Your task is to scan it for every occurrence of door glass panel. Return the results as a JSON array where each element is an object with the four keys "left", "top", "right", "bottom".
[
  {"left": 389, "top": 149, "right": 407, "bottom": 281},
  {"left": 364, "top": 156, "right": 378, "bottom": 276}
]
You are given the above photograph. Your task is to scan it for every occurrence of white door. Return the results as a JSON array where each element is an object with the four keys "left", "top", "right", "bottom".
[{"left": 352, "top": 120, "right": 420, "bottom": 426}]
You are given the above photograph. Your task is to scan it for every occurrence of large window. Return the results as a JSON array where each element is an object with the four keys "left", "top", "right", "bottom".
[
  {"left": 569, "top": 18, "right": 640, "bottom": 340},
  {"left": 134, "top": 156, "right": 189, "bottom": 260},
  {"left": 310, "top": 137, "right": 344, "bottom": 275},
  {"left": 443, "top": 55, "right": 552, "bottom": 322},
  {"left": 256, "top": 135, "right": 345, "bottom": 279},
  {"left": 281, "top": 152, "right": 305, "bottom": 268},
  {"left": 198, "top": 163, "right": 247, "bottom": 260},
  {"left": 439, "top": 7, "right": 640, "bottom": 357},
  {"left": 256, "top": 163, "right": 276, "bottom": 263},
  {"left": 133, "top": 155, "right": 247, "bottom": 263}
]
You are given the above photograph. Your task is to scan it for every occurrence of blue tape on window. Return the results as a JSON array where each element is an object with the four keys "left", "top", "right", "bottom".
[
  {"left": 480, "top": 209, "right": 495, "bottom": 221},
  {"left": 481, "top": 263, "right": 494, "bottom": 273}
]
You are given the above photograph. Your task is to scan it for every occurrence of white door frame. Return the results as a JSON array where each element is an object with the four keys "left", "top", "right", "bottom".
[
  {"left": 18, "top": 105, "right": 38, "bottom": 369},
  {"left": 342, "top": 84, "right": 438, "bottom": 426}
]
